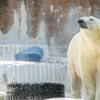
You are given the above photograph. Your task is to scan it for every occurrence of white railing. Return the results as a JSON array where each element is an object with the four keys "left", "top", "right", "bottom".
[
  {"left": 0, "top": 44, "right": 68, "bottom": 63},
  {"left": 0, "top": 44, "right": 49, "bottom": 61}
]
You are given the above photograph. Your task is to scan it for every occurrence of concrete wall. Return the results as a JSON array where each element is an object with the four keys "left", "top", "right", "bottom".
[{"left": 0, "top": 0, "right": 100, "bottom": 56}]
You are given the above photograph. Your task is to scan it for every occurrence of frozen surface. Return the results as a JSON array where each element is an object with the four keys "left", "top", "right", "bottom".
[
  {"left": 45, "top": 92, "right": 85, "bottom": 100},
  {"left": 0, "top": 91, "right": 85, "bottom": 100},
  {"left": 46, "top": 98, "right": 84, "bottom": 100}
]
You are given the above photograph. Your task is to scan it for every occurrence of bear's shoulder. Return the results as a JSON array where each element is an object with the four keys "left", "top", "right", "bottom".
[
  {"left": 69, "top": 32, "right": 81, "bottom": 47},
  {"left": 67, "top": 32, "right": 81, "bottom": 55}
]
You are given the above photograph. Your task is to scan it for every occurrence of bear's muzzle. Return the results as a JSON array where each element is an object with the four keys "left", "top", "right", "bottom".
[{"left": 78, "top": 19, "right": 87, "bottom": 29}]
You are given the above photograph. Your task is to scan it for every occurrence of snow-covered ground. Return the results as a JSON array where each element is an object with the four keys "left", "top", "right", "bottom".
[
  {"left": 0, "top": 91, "right": 85, "bottom": 100},
  {"left": 46, "top": 98, "right": 84, "bottom": 100}
]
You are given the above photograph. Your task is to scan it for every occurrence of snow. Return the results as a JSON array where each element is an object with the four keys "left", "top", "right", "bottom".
[
  {"left": 50, "top": 5, "right": 54, "bottom": 12},
  {"left": 46, "top": 98, "right": 84, "bottom": 100}
]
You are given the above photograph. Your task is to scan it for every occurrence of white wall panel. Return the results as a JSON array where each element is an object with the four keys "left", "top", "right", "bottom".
[{"left": 0, "top": 61, "right": 70, "bottom": 92}]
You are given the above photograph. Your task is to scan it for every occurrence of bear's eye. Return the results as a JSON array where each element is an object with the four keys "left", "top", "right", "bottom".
[{"left": 90, "top": 18, "right": 94, "bottom": 21}]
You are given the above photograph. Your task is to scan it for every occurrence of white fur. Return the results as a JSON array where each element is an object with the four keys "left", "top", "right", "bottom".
[{"left": 67, "top": 16, "right": 100, "bottom": 100}]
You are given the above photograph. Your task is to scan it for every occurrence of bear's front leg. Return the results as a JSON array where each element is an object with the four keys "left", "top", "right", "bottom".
[
  {"left": 95, "top": 87, "right": 100, "bottom": 100},
  {"left": 95, "top": 64, "right": 100, "bottom": 100},
  {"left": 82, "top": 70, "right": 95, "bottom": 100},
  {"left": 70, "top": 73, "right": 82, "bottom": 98}
]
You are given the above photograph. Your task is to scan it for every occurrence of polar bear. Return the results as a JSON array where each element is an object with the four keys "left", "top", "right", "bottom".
[{"left": 67, "top": 16, "right": 100, "bottom": 100}]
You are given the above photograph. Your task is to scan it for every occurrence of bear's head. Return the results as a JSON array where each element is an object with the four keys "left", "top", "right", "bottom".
[{"left": 78, "top": 16, "right": 100, "bottom": 39}]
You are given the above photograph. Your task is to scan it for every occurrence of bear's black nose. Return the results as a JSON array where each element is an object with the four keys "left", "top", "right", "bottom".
[
  {"left": 78, "top": 19, "right": 84, "bottom": 24},
  {"left": 78, "top": 19, "right": 87, "bottom": 28}
]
